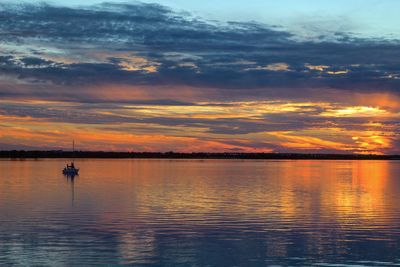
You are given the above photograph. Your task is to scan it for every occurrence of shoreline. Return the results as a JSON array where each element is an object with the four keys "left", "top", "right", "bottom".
[{"left": 0, "top": 151, "right": 399, "bottom": 160}]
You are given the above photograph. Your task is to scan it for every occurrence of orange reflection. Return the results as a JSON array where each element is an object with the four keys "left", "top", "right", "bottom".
[{"left": 0, "top": 159, "right": 397, "bottom": 259}]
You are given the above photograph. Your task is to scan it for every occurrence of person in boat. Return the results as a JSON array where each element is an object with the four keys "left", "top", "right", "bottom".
[{"left": 65, "top": 162, "right": 75, "bottom": 169}]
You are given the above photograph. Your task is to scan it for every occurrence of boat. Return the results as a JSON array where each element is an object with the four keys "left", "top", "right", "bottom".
[
  {"left": 63, "top": 140, "right": 79, "bottom": 176},
  {"left": 63, "top": 162, "right": 79, "bottom": 176}
]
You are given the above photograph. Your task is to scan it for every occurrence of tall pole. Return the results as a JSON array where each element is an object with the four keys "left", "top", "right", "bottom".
[{"left": 73, "top": 139, "right": 75, "bottom": 164}]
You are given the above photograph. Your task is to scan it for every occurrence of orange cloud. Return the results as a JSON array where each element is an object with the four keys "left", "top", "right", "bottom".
[{"left": 0, "top": 97, "right": 398, "bottom": 154}]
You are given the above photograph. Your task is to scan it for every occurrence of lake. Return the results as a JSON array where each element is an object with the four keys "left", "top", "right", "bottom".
[{"left": 0, "top": 159, "right": 399, "bottom": 266}]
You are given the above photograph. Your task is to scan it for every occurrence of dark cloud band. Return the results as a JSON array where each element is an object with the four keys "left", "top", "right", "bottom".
[{"left": 0, "top": 2, "right": 399, "bottom": 94}]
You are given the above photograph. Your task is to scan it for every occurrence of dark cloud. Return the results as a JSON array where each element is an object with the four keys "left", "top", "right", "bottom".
[{"left": 0, "top": 2, "right": 399, "bottom": 96}]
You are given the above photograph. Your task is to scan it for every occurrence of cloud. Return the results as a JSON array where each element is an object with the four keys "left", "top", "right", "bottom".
[
  {"left": 326, "top": 70, "right": 350, "bottom": 75},
  {"left": 0, "top": 1, "right": 399, "bottom": 97},
  {"left": 0, "top": 1, "right": 399, "bottom": 153},
  {"left": 245, "top": 63, "right": 291, "bottom": 72},
  {"left": 305, "top": 64, "right": 330, "bottom": 71},
  {"left": 0, "top": 98, "right": 398, "bottom": 153}
]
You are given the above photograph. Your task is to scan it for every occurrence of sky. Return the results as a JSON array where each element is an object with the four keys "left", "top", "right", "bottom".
[{"left": 0, "top": 0, "right": 399, "bottom": 154}]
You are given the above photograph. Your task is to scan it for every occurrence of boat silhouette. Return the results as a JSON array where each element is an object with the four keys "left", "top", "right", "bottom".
[{"left": 63, "top": 140, "right": 79, "bottom": 176}]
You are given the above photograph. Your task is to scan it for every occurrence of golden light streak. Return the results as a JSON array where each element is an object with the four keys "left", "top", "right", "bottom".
[
  {"left": 326, "top": 70, "right": 350, "bottom": 75},
  {"left": 122, "top": 101, "right": 330, "bottom": 119},
  {"left": 270, "top": 131, "right": 353, "bottom": 151},
  {"left": 305, "top": 64, "right": 330, "bottom": 71},
  {"left": 320, "top": 106, "right": 390, "bottom": 117},
  {"left": 245, "top": 63, "right": 290, "bottom": 72},
  {"left": 118, "top": 57, "right": 159, "bottom": 73}
]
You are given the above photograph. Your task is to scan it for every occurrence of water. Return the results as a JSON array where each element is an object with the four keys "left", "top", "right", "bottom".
[{"left": 0, "top": 159, "right": 399, "bottom": 266}]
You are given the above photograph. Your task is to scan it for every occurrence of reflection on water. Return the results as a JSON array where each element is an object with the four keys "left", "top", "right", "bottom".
[
  {"left": 65, "top": 174, "right": 75, "bottom": 206},
  {"left": 0, "top": 159, "right": 399, "bottom": 266}
]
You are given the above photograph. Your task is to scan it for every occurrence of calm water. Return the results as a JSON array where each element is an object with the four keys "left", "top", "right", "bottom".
[{"left": 0, "top": 159, "right": 399, "bottom": 266}]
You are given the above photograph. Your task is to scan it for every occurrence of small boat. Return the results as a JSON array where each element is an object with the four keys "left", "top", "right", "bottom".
[
  {"left": 63, "top": 162, "right": 79, "bottom": 176},
  {"left": 63, "top": 140, "right": 79, "bottom": 176}
]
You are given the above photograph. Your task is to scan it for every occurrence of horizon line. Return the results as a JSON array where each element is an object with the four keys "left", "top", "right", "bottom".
[{"left": 1, "top": 150, "right": 399, "bottom": 159}]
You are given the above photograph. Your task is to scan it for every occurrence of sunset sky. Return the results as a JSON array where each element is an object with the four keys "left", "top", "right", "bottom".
[{"left": 0, "top": 0, "right": 399, "bottom": 154}]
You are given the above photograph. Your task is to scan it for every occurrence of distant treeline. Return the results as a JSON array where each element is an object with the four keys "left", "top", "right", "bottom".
[{"left": 0, "top": 151, "right": 399, "bottom": 160}]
